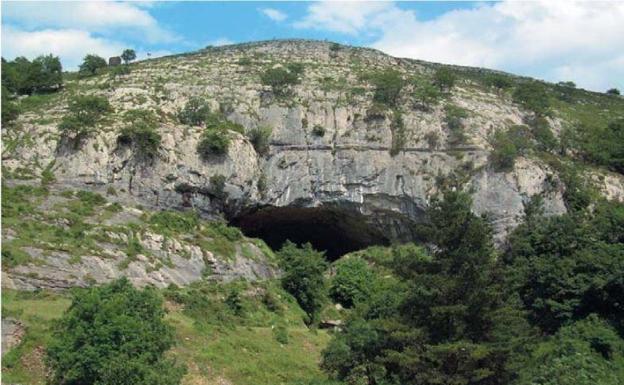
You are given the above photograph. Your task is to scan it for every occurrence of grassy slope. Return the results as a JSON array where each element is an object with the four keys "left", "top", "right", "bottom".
[{"left": 1, "top": 287, "right": 332, "bottom": 385}]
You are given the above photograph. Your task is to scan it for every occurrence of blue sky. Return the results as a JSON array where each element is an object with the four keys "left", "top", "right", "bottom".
[{"left": 2, "top": 1, "right": 623, "bottom": 92}]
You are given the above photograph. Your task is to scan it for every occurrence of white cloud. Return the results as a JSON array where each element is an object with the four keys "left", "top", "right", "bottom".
[
  {"left": 261, "top": 8, "right": 288, "bottom": 22},
  {"left": 2, "top": 1, "right": 178, "bottom": 44},
  {"left": 1, "top": 26, "right": 126, "bottom": 70},
  {"left": 294, "top": 1, "right": 390, "bottom": 35},
  {"left": 295, "top": 1, "right": 624, "bottom": 91}
]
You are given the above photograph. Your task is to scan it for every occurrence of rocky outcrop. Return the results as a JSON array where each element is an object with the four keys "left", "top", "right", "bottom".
[{"left": 3, "top": 40, "right": 623, "bottom": 265}]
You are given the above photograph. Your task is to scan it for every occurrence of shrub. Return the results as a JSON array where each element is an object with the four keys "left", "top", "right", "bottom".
[
  {"left": 59, "top": 95, "right": 112, "bottom": 144},
  {"left": 178, "top": 97, "right": 212, "bottom": 126},
  {"left": 329, "top": 43, "right": 341, "bottom": 52},
  {"left": 149, "top": 210, "right": 200, "bottom": 234},
  {"left": 425, "top": 132, "right": 440, "bottom": 149},
  {"left": 433, "top": 67, "right": 456, "bottom": 91},
  {"left": 261, "top": 64, "right": 303, "bottom": 95},
  {"left": 530, "top": 116, "right": 558, "bottom": 152},
  {"left": 312, "top": 125, "right": 325, "bottom": 137},
  {"left": 443, "top": 104, "right": 469, "bottom": 145},
  {"left": 329, "top": 257, "right": 374, "bottom": 308},
  {"left": 279, "top": 241, "right": 328, "bottom": 325},
  {"left": 1, "top": 86, "right": 20, "bottom": 125},
  {"left": 606, "top": 88, "right": 620, "bottom": 96},
  {"left": 197, "top": 128, "right": 230, "bottom": 159},
  {"left": 247, "top": 126, "right": 272, "bottom": 155},
  {"left": 484, "top": 73, "right": 513, "bottom": 90},
  {"left": 78, "top": 54, "right": 107, "bottom": 77},
  {"left": 489, "top": 125, "right": 532, "bottom": 171},
  {"left": 46, "top": 278, "right": 186, "bottom": 385},
  {"left": 412, "top": 80, "right": 442, "bottom": 110},
  {"left": 368, "top": 69, "right": 403, "bottom": 106},
  {"left": 118, "top": 109, "right": 161, "bottom": 159},
  {"left": 513, "top": 82, "right": 551, "bottom": 116},
  {"left": 573, "top": 118, "right": 624, "bottom": 174},
  {"left": 208, "top": 174, "right": 227, "bottom": 199}
]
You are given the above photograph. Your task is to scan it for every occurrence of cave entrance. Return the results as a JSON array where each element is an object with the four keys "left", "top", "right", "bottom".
[{"left": 231, "top": 206, "right": 390, "bottom": 260}]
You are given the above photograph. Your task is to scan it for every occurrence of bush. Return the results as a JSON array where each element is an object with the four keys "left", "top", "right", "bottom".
[
  {"left": 606, "top": 88, "right": 620, "bottom": 96},
  {"left": 412, "top": 80, "right": 442, "bottom": 110},
  {"left": 368, "top": 69, "right": 403, "bottom": 106},
  {"left": 110, "top": 65, "right": 131, "bottom": 77},
  {"left": 433, "top": 67, "right": 456, "bottom": 91},
  {"left": 46, "top": 278, "right": 186, "bottom": 385},
  {"left": 513, "top": 82, "right": 551, "bottom": 116},
  {"left": 312, "top": 125, "right": 325, "bottom": 137},
  {"left": 79, "top": 54, "right": 107, "bottom": 77},
  {"left": 208, "top": 174, "right": 227, "bottom": 199},
  {"left": 573, "top": 118, "right": 624, "bottom": 174},
  {"left": 197, "top": 128, "right": 230, "bottom": 159},
  {"left": 443, "top": 104, "right": 469, "bottom": 145},
  {"left": 261, "top": 64, "right": 303, "bottom": 95},
  {"left": 1, "top": 86, "right": 20, "bottom": 125},
  {"left": 59, "top": 95, "right": 112, "bottom": 144},
  {"left": 247, "top": 126, "right": 272, "bottom": 155},
  {"left": 515, "top": 315, "right": 624, "bottom": 385},
  {"left": 484, "top": 73, "right": 514, "bottom": 90},
  {"left": 118, "top": 109, "right": 161, "bottom": 159},
  {"left": 278, "top": 241, "right": 328, "bottom": 325},
  {"left": 489, "top": 125, "right": 532, "bottom": 171},
  {"left": 149, "top": 210, "right": 200, "bottom": 234},
  {"left": 329, "top": 257, "right": 374, "bottom": 308},
  {"left": 178, "top": 97, "right": 211, "bottom": 126}
]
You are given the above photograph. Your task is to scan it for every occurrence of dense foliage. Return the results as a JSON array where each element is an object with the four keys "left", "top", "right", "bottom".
[
  {"left": 2, "top": 55, "right": 63, "bottom": 95},
  {"left": 121, "top": 49, "right": 137, "bottom": 64},
  {"left": 571, "top": 118, "right": 624, "bottom": 174},
  {"left": 46, "top": 278, "right": 186, "bottom": 385},
  {"left": 278, "top": 241, "right": 328, "bottom": 325},
  {"left": 433, "top": 68, "right": 456, "bottom": 91},
  {"left": 178, "top": 97, "right": 212, "bottom": 126}
]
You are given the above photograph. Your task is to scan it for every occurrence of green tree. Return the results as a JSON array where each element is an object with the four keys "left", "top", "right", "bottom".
[
  {"left": 329, "top": 257, "right": 374, "bottom": 308},
  {"left": 46, "top": 278, "right": 186, "bottom": 385},
  {"left": 323, "top": 190, "right": 522, "bottom": 385},
  {"left": 606, "top": 88, "right": 620, "bottom": 96},
  {"left": 514, "top": 315, "right": 624, "bottom": 385},
  {"left": 505, "top": 200, "right": 624, "bottom": 334},
  {"left": 278, "top": 241, "right": 328, "bottom": 325},
  {"left": 121, "top": 49, "right": 137, "bottom": 64},
  {"left": 79, "top": 54, "right": 107, "bottom": 77}
]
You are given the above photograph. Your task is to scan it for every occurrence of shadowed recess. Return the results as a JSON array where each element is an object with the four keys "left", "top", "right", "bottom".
[{"left": 231, "top": 206, "right": 390, "bottom": 260}]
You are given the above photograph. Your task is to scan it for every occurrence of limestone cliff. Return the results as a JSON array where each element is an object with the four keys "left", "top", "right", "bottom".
[{"left": 3, "top": 40, "right": 623, "bottom": 288}]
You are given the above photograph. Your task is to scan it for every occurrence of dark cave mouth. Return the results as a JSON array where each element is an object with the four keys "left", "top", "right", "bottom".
[{"left": 231, "top": 206, "right": 391, "bottom": 260}]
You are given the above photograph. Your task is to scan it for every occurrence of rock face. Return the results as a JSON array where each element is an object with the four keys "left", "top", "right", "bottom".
[{"left": 3, "top": 40, "right": 623, "bottom": 263}]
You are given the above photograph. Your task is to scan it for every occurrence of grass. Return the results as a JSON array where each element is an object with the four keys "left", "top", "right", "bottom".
[{"left": 1, "top": 283, "right": 332, "bottom": 385}]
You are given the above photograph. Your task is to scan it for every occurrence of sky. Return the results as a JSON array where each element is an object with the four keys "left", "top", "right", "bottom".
[{"left": 2, "top": 1, "right": 623, "bottom": 92}]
